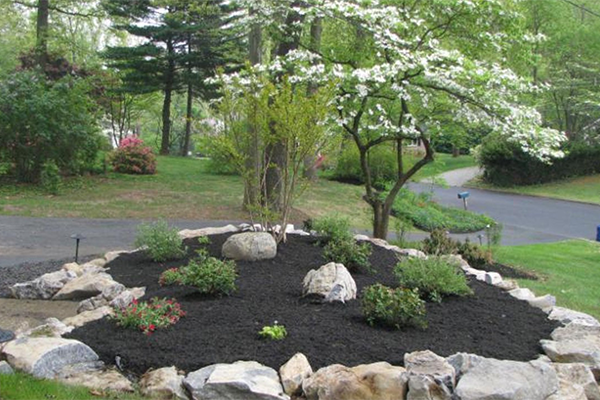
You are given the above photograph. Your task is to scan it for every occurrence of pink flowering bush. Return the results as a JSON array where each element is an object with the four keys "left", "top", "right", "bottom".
[
  {"left": 112, "top": 297, "right": 185, "bottom": 335},
  {"left": 109, "top": 136, "right": 156, "bottom": 175}
]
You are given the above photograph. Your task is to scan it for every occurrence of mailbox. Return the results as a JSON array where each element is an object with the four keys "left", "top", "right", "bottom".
[{"left": 457, "top": 192, "right": 470, "bottom": 200}]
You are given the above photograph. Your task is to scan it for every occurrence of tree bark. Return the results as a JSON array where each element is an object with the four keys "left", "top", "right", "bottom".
[
  {"left": 181, "top": 37, "right": 193, "bottom": 157},
  {"left": 36, "top": 0, "right": 49, "bottom": 68},
  {"left": 303, "top": 17, "right": 323, "bottom": 182},
  {"left": 160, "top": 38, "right": 175, "bottom": 156},
  {"left": 243, "top": 22, "right": 264, "bottom": 209}
]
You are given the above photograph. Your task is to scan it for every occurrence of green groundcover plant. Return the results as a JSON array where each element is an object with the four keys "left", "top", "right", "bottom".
[
  {"left": 362, "top": 284, "right": 427, "bottom": 330},
  {"left": 135, "top": 221, "right": 186, "bottom": 262},
  {"left": 112, "top": 297, "right": 186, "bottom": 335},
  {"left": 258, "top": 322, "right": 287, "bottom": 340}
]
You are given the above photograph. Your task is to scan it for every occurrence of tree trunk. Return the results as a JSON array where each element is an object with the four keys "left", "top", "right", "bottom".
[
  {"left": 181, "top": 37, "right": 193, "bottom": 157},
  {"left": 160, "top": 39, "right": 175, "bottom": 156},
  {"left": 372, "top": 202, "right": 390, "bottom": 239},
  {"left": 36, "top": 0, "right": 49, "bottom": 68},
  {"left": 303, "top": 17, "right": 323, "bottom": 182},
  {"left": 243, "top": 22, "right": 263, "bottom": 209}
]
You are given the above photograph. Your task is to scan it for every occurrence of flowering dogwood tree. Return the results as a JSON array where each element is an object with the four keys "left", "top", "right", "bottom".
[{"left": 224, "top": 0, "right": 567, "bottom": 239}]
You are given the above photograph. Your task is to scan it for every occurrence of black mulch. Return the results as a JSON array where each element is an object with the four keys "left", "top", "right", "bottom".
[{"left": 66, "top": 233, "right": 558, "bottom": 376}]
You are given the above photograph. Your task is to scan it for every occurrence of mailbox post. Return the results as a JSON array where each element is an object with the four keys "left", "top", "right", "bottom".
[{"left": 457, "top": 191, "right": 470, "bottom": 210}]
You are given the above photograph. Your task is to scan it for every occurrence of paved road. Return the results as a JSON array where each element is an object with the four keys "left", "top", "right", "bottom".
[{"left": 1, "top": 180, "right": 599, "bottom": 267}]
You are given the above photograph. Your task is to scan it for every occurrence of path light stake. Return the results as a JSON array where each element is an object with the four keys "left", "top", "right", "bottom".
[
  {"left": 477, "top": 234, "right": 484, "bottom": 246},
  {"left": 71, "top": 234, "right": 85, "bottom": 263}
]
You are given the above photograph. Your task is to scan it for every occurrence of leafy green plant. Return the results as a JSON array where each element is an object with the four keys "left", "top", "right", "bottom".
[
  {"left": 422, "top": 229, "right": 459, "bottom": 256},
  {"left": 258, "top": 322, "right": 287, "bottom": 340},
  {"left": 323, "top": 239, "right": 373, "bottom": 273},
  {"left": 160, "top": 250, "right": 237, "bottom": 296},
  {"left": 394, "top": 257, "right": 473, "bottom": 301},
  {"left": 111, "top": 297, "right": 186, "bottom": 335},
  {"left": 40, "top": 161, "right": 61, "bottom": 195},
  {"left": 458, "top": 240, "right": 493, "bottom": 268},
  {"left": 312, "top": 214, "right": 353, "bottom": 243},
  {"left": 362, "top": 284, "right": 427, "bottom": 329},
  {"left": 135, "top": 221, "right": 186, "bottom": 262},
  {"left": 197, "top": 236, "right": 211, "bottom": 245}
]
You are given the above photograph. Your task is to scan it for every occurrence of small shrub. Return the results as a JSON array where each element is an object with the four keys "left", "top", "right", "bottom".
[
  {"left": 458, "top": 240, "right": 493, "bottom": 268},
  {"left": 394, "top": 257, "right": 473, "bottom": 301},
  {"left": 197, "top": 236, "right": 211, "bottom": 245},
  {"left": 112, "top": 297, "right": 186, "bottom": 335},
  {"left": 160, "top": 250, "right": 237, "bottom": 296},
  {"left": 362, "top": 284, "right": 427, "bottom": 329},
  {"left": 331, "top": 144, "right": 397, "bottom": 189},
  {"left": 258, "top": 322, "right": 287, "bottom": 340},
  {"left": 109, "top": 137, "right": 156, "bottom": 175},
  {"left": 422, "top": 229, "right": 459, "bottom": 256},
  {"left": 323, "top": 239, "right": 373, "bottom": 273},
  {"left": 40, "top": 161, "right": 61, "bottom": 195},
  {"left": 135, "top": 221, "right": 185, "bottom": 262},
  {"left": 312, "top": 215, "right": 353, "bottom": 243}
]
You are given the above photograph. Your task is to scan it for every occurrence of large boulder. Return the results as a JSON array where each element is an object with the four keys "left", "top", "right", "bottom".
[
  {"left": 77, "top": 283, "right": 126, "bottom": 313},
  {"left": 110, "top": 287, "right": 146, "bottom": 310},
  {"left": 302, "top": 263, "right": 357, "bottom": 303},
  {"left": 222, "top": 232, "right": 277, "bottom": 261},
  {"left": 548, "top": 307, "right": 600, "bottom": 327},
  {"left": 542, "top": 323, "right": 600, "bottom": 379},
  {"left": 405, "top": 350, "right": 456, "bottom": 390},
  {"left": 450, "top": 354, "right": 558, "bottom": 400},
  {"left": 407, "top": 375, "right": 451, "bottom": 400},
  {"left": 279, "top": 353, "right": 313, "bottom": 396},
  {"left": 139, "top": 366, "right": 187, "bottom": 400},
  {"left": 528, "top": 295, "right": 556, "bottom": 313},
  {"left": 10, "top": 270, "right": 77, "bottom": 300},
  {"left": 183, "top": 361, "right": 289, "bottom": 400},
  {"left": 63, "top": 306, "right": 113, "bottom": 328},
  {"left": 53, "top": 273, "right": 118, "bottom": 300},
  {"left": 549, "top": 363, "right": 600, "bottom": 400},
  {"left": 2, "top": 337, "right": 99, "bottom": 379},
  {"left": 22, "top": 318, "right": 73, "bottom": 338},
  {"left": 302, "top": 362, "right": 408, "bottom": 400},
  {"left": 508, "top": 288, "right": 536, "bottom": 301},
  {"left": 179, "top": 224, "right": 239, "bottom": 240}
]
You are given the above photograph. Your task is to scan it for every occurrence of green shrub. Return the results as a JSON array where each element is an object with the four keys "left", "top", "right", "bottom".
[
  {"left": 160, "top": 250, "right": 237, "bottom": 296},
  {"left": 394, "top": 257, "right": 473, "bottom": 301},
  {"left": 393, "top": 189, "right": 495, "bottom": 233},
  {"left": 362, "top": 284, "right": 427, "bottom": 329},
  {"left": 40, "top": 161, "right": 61, "bottom": 195},
  {"left": 331, "top": 144, "right": 397, "bottom": 189},
  {"left": 323, "top": 238, "right": 373, "bottom": 273},
  {"left": 458, "top": 240, "right": 493, "bottom": 268},
  {"left": 422, "top": 229, "right": 459, "bottom": 256},
  {"left": 135, "top": 221, "right": 185, "bottom": 262},
  {"left": 312, "top": 214, "right": 353, "bottom": 242},
  {"left": 0, "top": 70, "right": 102, "bottom": 183},
  {"left": 313, "top": 215, "right": 373, "bottom": 273},
  {"left": 258, "top": 323, "right": 287, "bottom": 340}
]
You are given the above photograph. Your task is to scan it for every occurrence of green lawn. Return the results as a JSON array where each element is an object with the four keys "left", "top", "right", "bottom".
[
  {"left": 0, "top": 157, "right": 372, "bottom": 229},
  {"left": 494, "top": 240, "right": 600, "bottom": 319},
  {"left": 0, "top": 373, "right": 143, "bottom": 400},
  {"left": 469, "top": 174, "right": 600, "bottom": 205},
  {"left": 413, "top": 153, "right": 477, "bottom": 181}
]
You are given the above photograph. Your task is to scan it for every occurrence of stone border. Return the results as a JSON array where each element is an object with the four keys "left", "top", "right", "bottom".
[{"left": 1, "top": 225, "right": 599, "bottom": 400}]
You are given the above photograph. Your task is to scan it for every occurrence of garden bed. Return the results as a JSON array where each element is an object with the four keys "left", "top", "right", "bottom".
[{"left": 67, "top": 233, "right": 558, "bottom": 376}]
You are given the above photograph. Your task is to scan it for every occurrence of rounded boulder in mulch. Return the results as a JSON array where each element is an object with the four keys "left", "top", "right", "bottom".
[{"left": 66, "top": 233, "right": 558, "bottom": 376}]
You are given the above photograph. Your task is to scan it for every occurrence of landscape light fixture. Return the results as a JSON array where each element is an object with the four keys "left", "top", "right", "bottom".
[{"left": 71, "top": 233, "right": 85, "bottom": 263}]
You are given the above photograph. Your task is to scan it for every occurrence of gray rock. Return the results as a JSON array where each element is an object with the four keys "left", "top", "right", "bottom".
[
  {"left": 453, "top": 356, "right": 558, "bottom": 400},
  {"left": 77, "top": 295, "right": 108, "bottom": 313},
  {"left": 542, "top": 323, "right": 600, "bottom": 379},
  {"left": 484, "top": 272, "right": 502, "bottom": 285},
  {"left": 508, "top": 288, "right": 537, "bottom": 301},
  {"left": 302, "top": 362, "right": 408, "bottom": 400},
  {"left": 140, "top": 366, "right": 187, "bottom": 400},
  {"left": 179, "top": 224, "right": 240, "bottom": 240},
  {"left": 528, "top": 295, "right": 556, "bottom": 313},
  {"left": 405, "top": 350, "right": 455, "bottom": 390},
  {"left": 0, "top": 361, "right": 14, "bottom": 375},
  {"left": 63, "top": 306, "right": 113, "bottom": 328},
  {"left": 407, "top": 375, "right": 451, "bottom": 400},
  {"left": 2, "top": 337, "right": 99, "bottom": 379},
  {"left": 548, "top": 307, "right": 600, "bottom": 327},
  {"left": 302, "top": 263, "right": 357, "bottom": 303},
  {"left": 11, "top": 270, "right": 77, "bottom": 300},
  {"left": 222, "top": 232, "right": 277, "bottom": 261},
  {"left": 59, "top": 368, "right": 134, "bottom": 392},
  {"left": 110, "top": 287, "right": 146, "bottom": 309},
  {"left": 279, "top": 353, "right": 313, "bottom": 396},
  {"left": 183, "top": 361, "right": 289, "bottom": 400},
  {"left": 550, "top": 363, "right": 600, "bottom": 400},
  {"left": 53, "top": 273, "right": 117, "bottom": 300},
  {"left": 494, "top": 279, "right": 519, "bottom": 291},
  {"left": 23, "top": 318, "right": 73, "bottom": 338}
]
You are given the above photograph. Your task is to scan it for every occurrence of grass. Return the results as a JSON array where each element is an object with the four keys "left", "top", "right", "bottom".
[
  {"left": 468, "top": 174, "right": 600, "bottom": 205},
  {"left": 0, "top": 157, "right": 373, "bottom": 229},
  {"left": 493, "top": 240, "right": 600, "bottom": 320},
  {"left": 413, "top": 153, "right": 477, "bottom": 181},
  {"left": 0, "top": 372, "right": 144, "bottom": 400}
]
